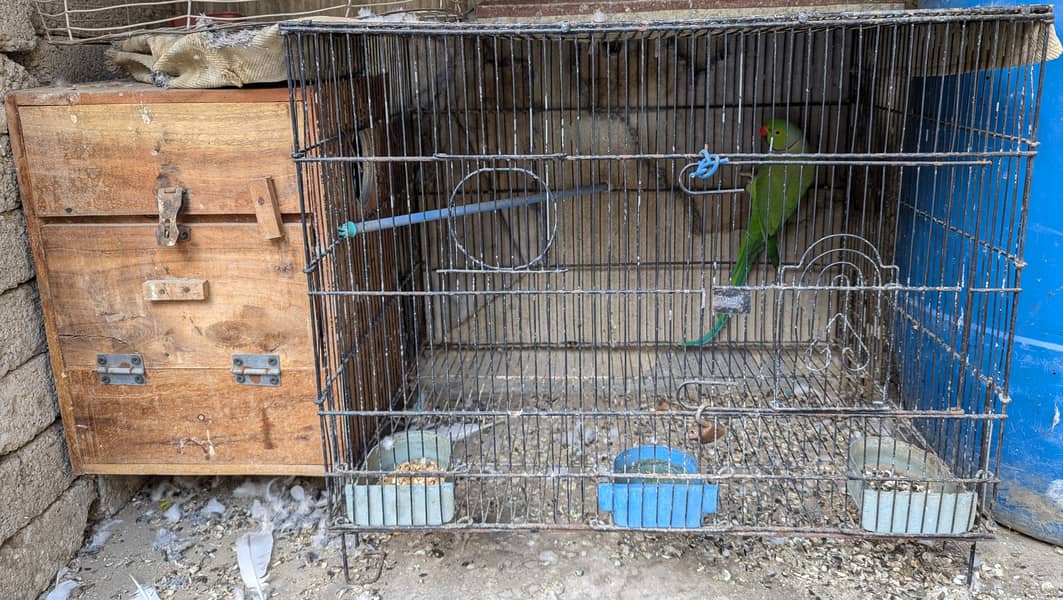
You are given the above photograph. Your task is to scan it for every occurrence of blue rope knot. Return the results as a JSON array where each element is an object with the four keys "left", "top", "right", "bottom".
[{"left": 690, "top": 149, "right": 729, "bottom": 180}]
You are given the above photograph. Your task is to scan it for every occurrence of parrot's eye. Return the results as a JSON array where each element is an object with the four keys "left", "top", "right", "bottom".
[{"left": 773, "top": 129, "right": 782, "bottom": 136}]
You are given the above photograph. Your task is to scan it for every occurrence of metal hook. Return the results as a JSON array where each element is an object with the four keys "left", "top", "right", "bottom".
[
  {"left": 691, "top": 149, "right": 729, "bottom": 180},
  {"left": 679, "top": 149, "right": 742, "bottom": 196}
]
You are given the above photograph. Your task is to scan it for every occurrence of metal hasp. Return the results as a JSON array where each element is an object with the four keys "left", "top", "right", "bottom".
[
  {"left": 155, "top": 186, "right": 188, "bottom": 246},
  {"left": 232, "top": 354, "right": 281, "bottom": 386},
  {"left": 96, "top": 354, "right": 146, "bottom": 385}
]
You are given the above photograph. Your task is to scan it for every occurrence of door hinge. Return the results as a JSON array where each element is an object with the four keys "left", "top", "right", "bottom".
[
  {"left": 96, "top": 354, "right": 146, "bottom": 385},
  {"left": 232, "top": 354, "right": 281, "bottom": 387}
]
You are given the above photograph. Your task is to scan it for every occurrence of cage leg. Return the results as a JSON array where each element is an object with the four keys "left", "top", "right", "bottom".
[
  {"left": 966, "top": 542, "right": 978, "bottom": 588},
  {"left": 341, "top": 532, "right": 386, "bottom": 586},
  {"left": 340, "top": 532, "right": 351, "bottom": 584}
]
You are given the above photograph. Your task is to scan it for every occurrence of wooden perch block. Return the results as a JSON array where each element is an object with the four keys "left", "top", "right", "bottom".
[
  {"left": 143, "top": 278, "right": 208, "bottom": 302},
  {"left": 250, "top": 177, "right": 284, "bottom": 240}
]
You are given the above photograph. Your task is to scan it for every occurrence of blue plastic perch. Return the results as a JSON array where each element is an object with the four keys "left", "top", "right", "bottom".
[
  {"left": 336, "top": 184, "right": 607, "bottom": 238},
  {"left": 598, "top": 445, "right": 718, "bottom": 529}
]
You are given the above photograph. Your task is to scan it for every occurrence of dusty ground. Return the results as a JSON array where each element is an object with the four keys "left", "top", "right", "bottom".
[{"left": 42, "top": 477, "right": 1063, "bottom": 600}]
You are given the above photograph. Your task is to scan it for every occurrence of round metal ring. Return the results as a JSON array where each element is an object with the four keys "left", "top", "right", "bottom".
[{"left": 447, "top": 166, "right": 557, "bottom": 271}]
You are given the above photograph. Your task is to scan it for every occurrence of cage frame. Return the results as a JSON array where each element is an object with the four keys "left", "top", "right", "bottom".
[{"left": 281, "top": 5, "right": 1052, "bottom": 584}]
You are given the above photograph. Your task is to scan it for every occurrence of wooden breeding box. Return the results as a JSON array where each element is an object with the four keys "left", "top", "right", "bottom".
[{"left": 4, "top": 82, "right": 390, "bottom": 475}]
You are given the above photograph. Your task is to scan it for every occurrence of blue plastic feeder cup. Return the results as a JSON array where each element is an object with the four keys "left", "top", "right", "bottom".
[{"left": 598, "top": 445, "right": 718, "bottom": 529}]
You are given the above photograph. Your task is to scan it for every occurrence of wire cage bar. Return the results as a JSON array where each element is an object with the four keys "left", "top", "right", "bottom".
[{"left": 282, "top": 5, "right": 1051, "bottom": 554}]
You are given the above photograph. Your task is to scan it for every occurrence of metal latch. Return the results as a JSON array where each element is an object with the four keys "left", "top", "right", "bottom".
[
  {"left": 156, "top": 186, "right": 189, "bottom": 247},
  {"left": 232, "top": 354, "right": 281, "bottom": 387},
  {"left": 96, "top": 354, "right": 146, "bottom": 385},
  {"left": 712, "top": 287, "right": 751, "bottom": 315}
]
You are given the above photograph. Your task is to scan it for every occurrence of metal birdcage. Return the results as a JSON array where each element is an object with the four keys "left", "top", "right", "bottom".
[{"left": 282, "top": 6, "right": 1052, "bottom": 580}]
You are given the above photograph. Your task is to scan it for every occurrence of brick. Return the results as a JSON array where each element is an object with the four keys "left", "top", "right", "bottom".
[
  {"left": 0, "top": 55, "right": 38, "bottom": 134},
  {"left": 0, "top": 136, "right": 18, "bottom": 213},
  {"left": 0, "top": 208, "right": 33, "bottom": 292},
  {"left": 0, "top": 424, "right": 73, "bottom": 546},
  {"left": 0, "top": 478, "right": 94, "bottom": 600},
  {"left": 0, "top": 354, "right": 55, "bottom": 456},
  {"left": 93, "top": 476, "right": 144, "bottom": 519},
  {"left": 0, "top": 0, "right": 35, "bottom": 53},
  {"left": 0, "top": 283, "right": 44, "bottom": 380}
]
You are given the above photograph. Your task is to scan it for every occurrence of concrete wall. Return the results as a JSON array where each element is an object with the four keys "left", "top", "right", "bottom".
[{"left": 0, "top": 4, "right": 141, "bottom": 600}]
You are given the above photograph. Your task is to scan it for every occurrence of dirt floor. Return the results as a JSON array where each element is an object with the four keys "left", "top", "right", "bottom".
[{"left": 43, "top": 477, "right": 1063, "bottom": 600}]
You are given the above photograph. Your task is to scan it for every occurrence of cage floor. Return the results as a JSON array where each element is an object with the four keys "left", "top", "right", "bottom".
[
  {"left": 409, "top": 348, "right": 884, "bottom": 410},
  {"left": 328, "top": 350, "right": 985, "bottom": 536}
]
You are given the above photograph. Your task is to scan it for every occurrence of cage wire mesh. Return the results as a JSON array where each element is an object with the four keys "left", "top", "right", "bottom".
[
  {"left": 282, "top": 6, "right": 1052, "bottom": 549},
  {"left": 32, "top": 0, "right": 466, "bottom": 44}
]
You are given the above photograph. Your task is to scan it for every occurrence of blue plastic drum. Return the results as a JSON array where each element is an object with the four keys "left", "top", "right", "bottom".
[{"left": 918, "top": 0, "right": 1063, "bottom": 544}]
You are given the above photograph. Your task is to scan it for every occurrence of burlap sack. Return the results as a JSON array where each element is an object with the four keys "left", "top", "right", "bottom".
[{"left": 108, "top": 25, "right": 285, "bottom": 88}]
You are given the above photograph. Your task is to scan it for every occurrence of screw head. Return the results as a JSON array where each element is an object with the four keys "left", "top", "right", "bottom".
[
  {"left": 178, "top": 230, "right": 190, "bottom": 241},
  {"left": 134, "top": 375, "right": 145, "bottom": 384},
  {"left": 268, "top": 357, "right": 277, "bottom": 366},
  {"left": 97, "top": 356, "right": 107, "bottom": 366},
  {"left": 236, "top": 375, "right": 246, "bottom": 384},
  {"left": 234, "top": 358, "right": 244, "bottom": 367},
  {"left": 131, "top": 356, "right": 141, "bottom": 365},
  {"left": 269, "top": 376, "right": 279, "bottom": 385},
  {"left": 100, "top": 375, "right": 111, "bottom": 384}
]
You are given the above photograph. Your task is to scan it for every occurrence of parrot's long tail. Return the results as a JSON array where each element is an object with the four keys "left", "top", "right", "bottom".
[{"left": 684, "top": 234, "right": 764, "bottom": 347}]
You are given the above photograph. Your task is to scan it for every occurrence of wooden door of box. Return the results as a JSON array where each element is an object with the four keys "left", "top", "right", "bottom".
[{"left": 5, "top": 82, "right": 335, "bottom": 475}]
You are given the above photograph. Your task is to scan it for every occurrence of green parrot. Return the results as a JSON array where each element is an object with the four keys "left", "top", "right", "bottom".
[{"left": 685, "top": 119, "right": 816, "bottom": 347}]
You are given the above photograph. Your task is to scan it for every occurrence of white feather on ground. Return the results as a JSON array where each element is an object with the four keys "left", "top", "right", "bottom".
[
  {"left": 129, "top": 576, "right": 162, "bottom": 600},
  {"left": 290, "top": 485, "right": 313, "bottom": 516},
  {"left": 44, "top": 579, "right": 78, "bottom": 600},
  {"left": 162, "top": 504, "right": 182, "bottom": 523},
  {"left": 235, "top": 530, "right": 274, "bottom": 600},
  {"left": 201, "top": 497, "right": 226, "bottom": 517},
  {"left": 83, "top": 518, "right": 123, "bottom": 554},
  {"left": 149, "top": 481, "right": 177, "bottom": 502},
  {"left": 152, "top": 528, "right": 193, "bottom": 562}
]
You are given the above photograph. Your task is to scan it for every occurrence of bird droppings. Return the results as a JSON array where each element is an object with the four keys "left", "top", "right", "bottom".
[{"left": 45, "top": 476, "right": 1063, "bottom": 599}]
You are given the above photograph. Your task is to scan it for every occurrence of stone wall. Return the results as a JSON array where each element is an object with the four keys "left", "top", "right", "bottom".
[{"left": 0, "top": 3, "right": 141, "bottom": 599}]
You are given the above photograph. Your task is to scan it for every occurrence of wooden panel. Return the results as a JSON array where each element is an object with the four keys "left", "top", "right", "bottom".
[
  {"left": 8, "top": 82, "right": 292, "bottom": 106},
  {"left": 6, "top": 93, "right": 85, "bottom": 476},
  {"left": 41, "top": 223, "right": 312, "bottom": 370},
  {"left": 15, "top": 101, "right": 300, "bottom": 217},
  {"left": 67, "top": 369, "right": 321, "bottom": 473},
  {"left": 6, "top": 88, "right": 337, "bottom": 476}
]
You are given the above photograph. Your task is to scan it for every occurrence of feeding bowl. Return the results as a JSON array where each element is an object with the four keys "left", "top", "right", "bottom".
[
  {"left": 847, "top": 436, "right": 975, "bottom": 534},
  {"left": 598, "top": 445, "right": 718, "bottom": 529},
  {"left": 345, "top": 430, "right": 456, "bottom": 527}
]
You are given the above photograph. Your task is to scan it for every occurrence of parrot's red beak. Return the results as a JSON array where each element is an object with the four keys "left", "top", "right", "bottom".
[{"left": 758, "top": 126, "right": 768, "bottom": 137}]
